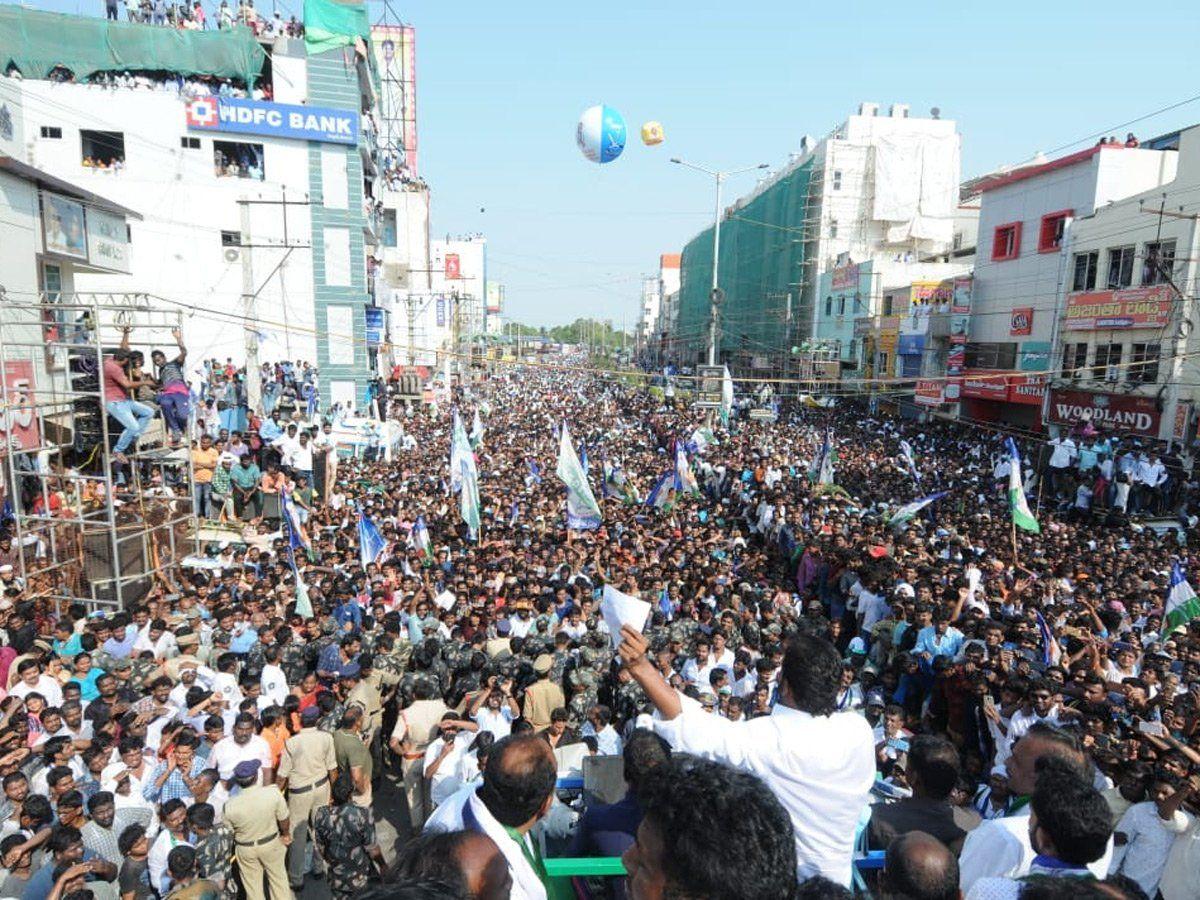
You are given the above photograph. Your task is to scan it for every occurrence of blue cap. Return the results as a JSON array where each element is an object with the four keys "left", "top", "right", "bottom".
[
  {"left": 300, "top": 706, "right": 320, "bottom": 724},
  {"left": 233, "top": 759, "right": 261, "bottom": 779},
  {"left": 339, "top": 662, "right": 361, "bottom": 679}
]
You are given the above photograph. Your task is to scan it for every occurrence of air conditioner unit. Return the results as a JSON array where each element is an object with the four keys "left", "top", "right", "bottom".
[
  {"left": 383, "top": 263, "right": 409, "bottom": 287},
  {"left": 223, "top": 248, "right": 240, "bottom": 262}
]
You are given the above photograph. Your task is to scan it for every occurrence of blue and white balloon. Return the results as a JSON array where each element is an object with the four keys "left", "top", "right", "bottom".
[{"left": 576, "top": 104, "right": 626, "bottom": 164}]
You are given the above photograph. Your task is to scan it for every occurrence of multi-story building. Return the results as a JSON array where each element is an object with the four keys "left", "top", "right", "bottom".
[
  {"left": 430, "top": 236, "right": 488, "bottom": 365},
  {"left": 639, "top": 275, "right": 661, "bottom": 350},
  {"left": 675, "top": 103, "right": 964, "bottom": 376},
  {"left": 1044, "top": 126, "right": 1199, "bottom": 443},
  {"left": 0, "top": 3, "right": 382, "bottom": 407},
  {"left": 961, "top": 138, "right": 1177, "bottom": 430}
]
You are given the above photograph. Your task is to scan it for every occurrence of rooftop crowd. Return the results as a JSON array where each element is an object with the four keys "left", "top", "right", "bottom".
[{"left": 1, "top": 343, "right": 1199, "bottom": 900}]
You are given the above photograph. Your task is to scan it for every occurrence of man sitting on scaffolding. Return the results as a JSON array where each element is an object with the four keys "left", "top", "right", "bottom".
[{"left": 103, "top": 326, "right": 154, "bottom": 466}]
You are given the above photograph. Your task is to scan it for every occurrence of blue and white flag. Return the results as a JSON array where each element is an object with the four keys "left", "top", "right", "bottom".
[
  {"left": 580, "top": 442, "right": 589, "bottom": 474},
  {"left": 461, "top": 459, "right": 481, "bottom": 541},
  {"left": 509, "top": 500, "right": 519, "bottom": 527},
  {"left": 601, "top": 456, "right": 618, "bottom": 499},
  {"left": 899, "top": 439, "right": 921, "bottom": 484},
  {"left": 408, "top": 515, "right": 434, "bottom": 564},
  {"left": 886, "top": 491, "right": 948, "bottom": 527},
  {"left": 674, "top": 442, "right": 700, "bottom": 495},
  {"left": 279, "top": 488, "right": 310, "bottom": 553},
  {"left": 526, "top": 458, "right": 542, "bottom": 487},
  {"left": 659, "top": 583, "right": 673, "bottom": 620},
  {"left": 450, "top": 410, "right": 473, "bottom": 494},
  {"left": 556, "top": 421, "right": 602, "bottom": 531},
  {"left": 1005, "top": 438, "right": 1040, "bottom": 534},
  {"left": 1165, "top": 562, "right": 1200, "bottom": 632},
  {"left": 357, "top": 510, "right": 388, "bottom": 570},
  {"left": 809, "top": 429, "right": 835, "bottom": 485},
  {"left": 469, "top": 409, "right": 485, "bottom": 449},
  {"left": 644, "top": 471, "right": 675, "bottom": 511},
  {"left": 1035, "top": 610, "right": 1062, "bottom": 666}
]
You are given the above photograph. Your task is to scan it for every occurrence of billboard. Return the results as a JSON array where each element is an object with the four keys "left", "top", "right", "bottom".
[
  {"left": 1009, "top": 307, "right": 1033, "bottom": 336},
  {"left": 444, "top": 253, "right": 461, "bottom": 279},
  {"left": 695, "top": 365, "right": 726, "bottom": 408},
  {"left": 1046, "top": 389, "right": 1161, "bottom": 437},
  {"left": 486, "top": 282, "right": 504, "bottom": 314},
  {"left": 436, "top": 296, "right": 447, "bottom": 327},
  {"left": 42, "top": 193, "right": 87, "bottom": 260},
  {"left": 365, "top": 307, "right": 384, "bottom": 347},
  {"left": 0, "top": 360, "right": 40, "bottom": 451},
  {"left": 832, "top": 263, "right": 859, "bottom": 291},
  {"left": 1008, "top": 374, "right": 1047, "bottom": 406},
  {"left": 960, "top": 369, "right": 1008, "bottom": 400},
  {"left": 914, "top": 380, "right": 945, "bottom": 406},
  {"left": 185, "top": 97, "right": 359, "bottom": 145},
  {"left": 910, "top": 280, "right": 954, "bottom": 310},
  {"left": 1063, "top": 286, "right": 1172, "bottom": 331},
  {"left": 86, "top": 208, "right": 131, "bottom": 274}
]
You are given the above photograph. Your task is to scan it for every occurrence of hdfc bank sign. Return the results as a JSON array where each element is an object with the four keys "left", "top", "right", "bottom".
[{"left": 185, "top": 97, "right": 359, "bottom": 145}]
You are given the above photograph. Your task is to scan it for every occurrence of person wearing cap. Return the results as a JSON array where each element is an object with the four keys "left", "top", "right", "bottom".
[
  {"left": 390, "top": 677, "right": 449, "bottom": 830},
  {"left": 277, "top": 704, "right": 338, "bottom": 889},
  {"left": 522, "top": 655, "right": 564, "bottom": 733},
  {"left": 222, "top": 758, "right": 292, "bottom": 900}
]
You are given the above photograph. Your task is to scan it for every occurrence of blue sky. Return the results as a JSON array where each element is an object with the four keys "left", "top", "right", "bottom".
[{"left": 25, "top": 0, "right": 1200, "bottom": 327}]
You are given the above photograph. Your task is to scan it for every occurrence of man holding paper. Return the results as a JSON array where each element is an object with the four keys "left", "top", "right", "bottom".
[{"left": 617, "top": 624, "right": 875, "bottom": 887}]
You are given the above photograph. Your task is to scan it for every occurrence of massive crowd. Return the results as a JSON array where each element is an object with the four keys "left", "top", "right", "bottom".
[{"left": 1, "top": 342, "right": 1199, "bottom": 900}]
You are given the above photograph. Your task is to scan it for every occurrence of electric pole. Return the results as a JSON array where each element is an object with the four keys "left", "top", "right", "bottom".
[{"left": 240, "top": 200, "right": 261, "bottom": 413}]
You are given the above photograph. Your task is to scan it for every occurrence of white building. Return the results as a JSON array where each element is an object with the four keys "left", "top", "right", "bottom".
[
  {"left": 962, "top": 139, "right": 1177, "bottom": 429},
  {"left": 638, "top": 275, "right": 660, "bottom": 347},
  {"left": 1044, "top": 127, "right": 1199, "bottom": 443},
  {"left": 0, "top": 10, "right": 380, "bottom": 407}
]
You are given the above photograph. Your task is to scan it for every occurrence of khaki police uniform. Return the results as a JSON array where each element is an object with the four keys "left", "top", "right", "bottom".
[
  {"left": 277, "top": 726, "right": 337, "bottom": 888},
  {"left": 224, "top": 783, "right": 292, "bottom": 900},
  {"left": 392, "top": 697, "right": 447, "bottom": 828}
]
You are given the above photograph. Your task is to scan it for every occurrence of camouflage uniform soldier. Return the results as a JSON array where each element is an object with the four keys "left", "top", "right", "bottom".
[
  {"left": 188, "top": 803, "right": 238, "bottom": 900},
  {"left": 313, "top": 777, "right": 383, "bottom": 900}
]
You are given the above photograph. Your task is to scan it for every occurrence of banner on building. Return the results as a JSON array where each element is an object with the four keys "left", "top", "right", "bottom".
[
  {"left": 365, "top": 307, "right": 384, "bottom": 347},
  {"left": 914, "top": 380, "right": 945, "bottom": 406},
  {"left": 1019, "top": 341, "right": 1053, "bottom": 371},
  {"left": 85, "top": 208, "right": 131, "bottom": 274},
  {"left": 1046, "top": 388, "right": 1161, "bottom": 437},
  {"left": 1173, "top": 402, "right": 1192, "bottom": 442},
  {"left": 444, "top": 253, "right": 462, "bottom": 280},
  {"left": 185, "top": 96, "right": 359, "bottom": 145},
  {"left": 1008, "top": 374, "right": 1047, "bottom": 406},
  {"left": 0, "top": 360, "right": 40, "bottom": 451},
  {"left": 436, "top": 296, "right": 447, "bottom": 327},
  {"left": 832, "top": 263, "right": 859, "bottom": 291},
  {"left": 911, "top": 280, "right": 954, "bottom": 310},
  {"left": 695, "top": 365, "right": 726, "bottom": 408},
  {"left": 42, "top": 193, "right": 88, "bottom": 260},
  {"left": 1010, "top": 307, "right": 1033, "bottom": 335},
  {"left": 960, "top": 369, "right": 1009, "bottom": 400},
  {"left": 486, "top": 282, "right": 504, "bottom": 314},
  {"left": 1063, "top": 286, "right": 1173, "bottom": 331},
  {"left": 946, "top": 345, "right": 965, "bottom": 376}
]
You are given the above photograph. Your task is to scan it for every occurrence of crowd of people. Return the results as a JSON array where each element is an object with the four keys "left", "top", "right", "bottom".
[
  {"left": 101, "top": 0, "right": 304, "bottom": 37},
  {"left": 1, "top": 343, "right": 1199, "bottom": 900}
]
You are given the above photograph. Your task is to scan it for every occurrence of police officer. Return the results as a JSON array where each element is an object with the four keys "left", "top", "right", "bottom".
[
  {"left": 222, "top": 759, "right": 292, "bottom": 900},
  {"left": 388, "top": 675, "right": 447, "bottom": 830},
  {"left": 277, "top": 706, "right": 337, "bottom": 890}
]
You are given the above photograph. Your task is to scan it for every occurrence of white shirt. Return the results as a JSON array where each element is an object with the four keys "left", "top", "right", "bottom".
[
  {"left": 958, "top": 805, "right": 1113, "bottom": 891},
  {"left": 207, "top": 734, "right": 272, "bottom": 781},
  {"left": 260, "top": 664, "right": 288, "bottom": 706},
  {"left": 653, "top": 703, "right": 875, "bottom": 886},
  {"left": 1159, "top": 815, "right": 1200, "bottom": 900},
  {"left": 967, "top": 863, "right": 1094, "bottom": 900},
  {"left": 681, "top": 657, "right": 719, "bottom": 688},
  {"left": 424, "top": 731, "right": 473, "bottom": 805},
  {"left": 1109, "top": 800, "right": 1192, "bottom": 896},
  {"left": 148, "top": 829, "right": 192, "bottom": 895},
  {"left": 473, "top": 706, "right": 514, "bottom": 740},
  {"left": 1048, "top": 438, "right": 1075, "bottom": 469},
  {"left": 10, "top": 675, "right": 63, "bottom": 708}
]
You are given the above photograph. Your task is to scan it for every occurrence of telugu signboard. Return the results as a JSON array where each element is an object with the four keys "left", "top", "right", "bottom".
[
  {"left": 1063, "top": 285, "right": 1173, "bottom": 331},
  {"left": 86, "top": 208, "right": 131, "bottom": 274},
  {"left": 1046, "top": 388, "right": 1161, "bottom": 437},
  {"left": 365, "top": 307, "right": 384, "bottom": 347},
  {"left": 914, "top": 380, "right": 945, "bottom": 406},
  {"left": 186, "top": 97, "right": 360, "bottom": 145}
]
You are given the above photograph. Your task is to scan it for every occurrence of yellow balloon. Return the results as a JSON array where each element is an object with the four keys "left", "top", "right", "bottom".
[{"left": 641, "top": 121, "right": 665, "bottom": 146}]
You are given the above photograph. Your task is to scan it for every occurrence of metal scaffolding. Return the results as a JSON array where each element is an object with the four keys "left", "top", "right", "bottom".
[{"left": 0, "top": 292, "right": 199, "bottom": 612}]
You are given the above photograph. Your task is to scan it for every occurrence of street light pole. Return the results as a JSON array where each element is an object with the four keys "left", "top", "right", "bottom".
[{"left": 671, "top": 158, "right": 769, "bottom": 368}]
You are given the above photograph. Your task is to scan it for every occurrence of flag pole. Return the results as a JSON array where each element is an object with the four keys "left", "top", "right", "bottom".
[{"left": 1010, "top": 519, "right": 1018, "bottom": 566}]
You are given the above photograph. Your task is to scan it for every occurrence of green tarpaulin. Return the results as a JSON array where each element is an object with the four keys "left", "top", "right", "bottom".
[
  {"left": 0, "top": 6, "right": 266, "bottom": 85},
  {"left": 303, "top": 0, "right": 368, "bottom": 56}
]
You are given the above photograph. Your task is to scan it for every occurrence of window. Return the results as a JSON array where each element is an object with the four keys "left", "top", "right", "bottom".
[
  {"left": 180, "top": 136, "right": 200, "bottom": 149},
  {"left": 824, "top": 296, "right": 833, "bottom": 317},
  {"left": 1142, "top": 239, "right": 1177, "bottom": 286},
  {"left": 1071, "top": 251, "right": 1098, "bottom": 292},
  {"left": 381, "top": 208, "right": 397, "bottom": 247},
  {"left": 220, "top": 230, "right": 241, "bottom": 247},
  {"left": 991, "top": 222, "right": 1022, "bottom": 261},
  {"left": 952, "top": 231, "right": 964, "bottom": 251},
  {"left": 1130, "top": 343, "right": 1160, "bottom": 383},
  {"left": 837, "top": 296, "right": 846, "bottom": 316},
  {"left": 1062, "top": 342, "right": 1088, "bottom": 378},
  {"left": 832, "top": 170, "right": 842, "bottom": 190},
  {"left": 1106, "top": 246, "right": 1135, "bottom": 289},
  {"left": 1093, "top": 343, "right": 1122, "bottom": 381},
  {"left": 213, "top": 140, "right": 264, "bottom": 180},
  {"left": 964, "top": 342, "right": 1018, "bottom": 370},
  {"left": 829, "top": 219, "right": 839, "bottom": 239},
  {"left": 1037, "top": 209, "right": 1072, "bottom": 253},
  {"left": 40, "top": 126, "right": 62, "bottom": 139},
  {"left": 80, "top": 130, "right": 125, "bottom": 168},
  {"left": 883, "top": 294, "right": 894, "bottom": 316}
]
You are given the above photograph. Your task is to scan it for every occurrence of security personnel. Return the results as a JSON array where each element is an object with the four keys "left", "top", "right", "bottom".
[
  {"left": 344, "top": 659, "right": 382, "bottom": 752},
  {"left": 388, "top": 675, "right": 448, "bottom": 829},
  {"left": 223, "top": 759, "right": 292, "bottom": 900},
  {"left": 276, "top": 705, "right": 338, "bottom": 890}
]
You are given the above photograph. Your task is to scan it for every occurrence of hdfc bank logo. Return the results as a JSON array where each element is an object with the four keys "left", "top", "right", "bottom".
[{"left": 186, "top": 99, "right": 219, "bottom": 129}]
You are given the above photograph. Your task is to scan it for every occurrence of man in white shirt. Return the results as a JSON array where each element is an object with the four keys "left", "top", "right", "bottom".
[
  {"left": 1111, "top": 775, "right": 1197, "bottom": 899},
  {"left": 619, "top": 626, "right": 875, "bottom": 886},
  {"left": 423, "top": 715, "right": 478, "bottom": 807},
  {"left": 208, "top": 713, "right": 273, "bottom": 784},
  {"left": 681, "top": 637, "right": 719, "bottom": 688},
  {"left": 10, "top": 659, "right": 63, "bottom": 707},
  {"left": 958, "top": 724, "right": 1113, "bottom": 892},
  {"left": 581, "top": 705, "right": 622, "bottom": 756},
  {"left": 1047, "top": 436, "right": 1076, "bottom": 497},
  {"left": 1158, "top": 776, "right": 1200, "bottom": 900},
  {"left": 468, "top": 688, "right": 518, "bottom": 740}
]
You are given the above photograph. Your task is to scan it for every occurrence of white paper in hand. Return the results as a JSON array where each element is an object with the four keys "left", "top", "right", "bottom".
[
  {"left": 601, "top": 584, "right": 651, "bottom": 650},
  {"left": 433, "top": 590, "right": 456, "bottom": 611}
]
